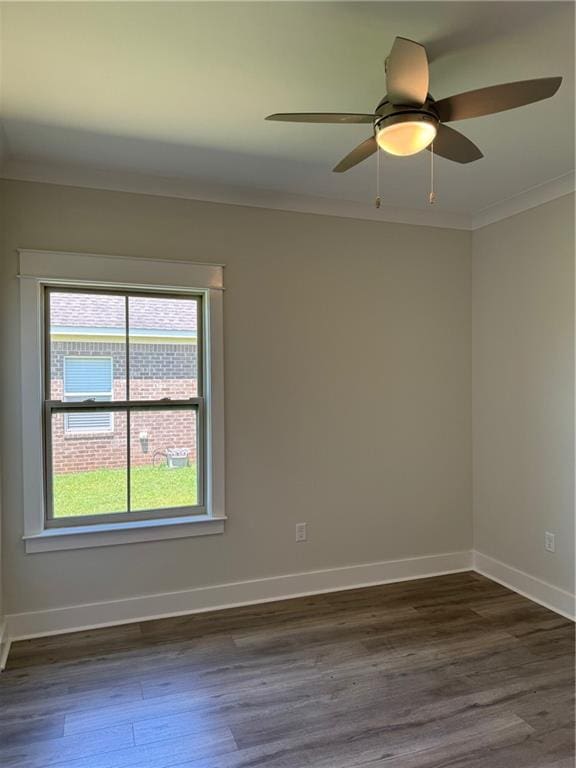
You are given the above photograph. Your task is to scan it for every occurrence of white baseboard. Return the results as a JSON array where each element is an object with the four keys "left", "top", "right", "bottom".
[
  {"left": 0, "top": 620, "right": 11, "bottom": 671},
  {"left": 5, "top": 550, "right": 473, "bottom": 641},
  {"left": 3, "top": 549, "right": 573, "bottom": 668},
  {"left": 474, "top": 551, "right": 575, "bottom": 621}
]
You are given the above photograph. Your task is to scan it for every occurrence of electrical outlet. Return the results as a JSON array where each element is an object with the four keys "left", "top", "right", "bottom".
[
  {"left": 296, "top": 522, "right": 307, "bottom": 542},
  {"left": 544, "top": 531, "right": 556, "bottom": 553}
]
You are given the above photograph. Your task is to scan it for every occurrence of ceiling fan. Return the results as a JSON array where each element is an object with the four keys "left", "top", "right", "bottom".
[{"left": 266, "top": 37, "right": 562, "bottom": 172}]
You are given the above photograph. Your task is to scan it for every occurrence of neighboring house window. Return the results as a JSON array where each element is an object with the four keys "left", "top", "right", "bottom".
[
  {"left": 63, "top": 357, "right": 114, "bottom": 433},
  {"left": 19, "top": 249, "right": 225, "bottom": 552}
]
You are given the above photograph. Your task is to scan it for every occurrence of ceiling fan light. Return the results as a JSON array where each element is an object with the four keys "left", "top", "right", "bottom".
[{"left": 376, "top": 114, "right": 437, "bottom": 156}]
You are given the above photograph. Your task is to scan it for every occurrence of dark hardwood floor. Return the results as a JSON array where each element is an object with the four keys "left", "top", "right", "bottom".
[{"left": 1, "top": 572, "right": 574, "bottom": 768}]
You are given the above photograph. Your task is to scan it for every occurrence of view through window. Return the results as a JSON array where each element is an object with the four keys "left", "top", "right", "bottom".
[{"left": 45, "top": 288, "right": 202, "bottom": 523}]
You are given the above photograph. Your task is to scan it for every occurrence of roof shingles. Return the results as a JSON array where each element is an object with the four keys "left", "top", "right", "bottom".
[{"left": 50, "top": 293, "right": 197, "bottom": 332}]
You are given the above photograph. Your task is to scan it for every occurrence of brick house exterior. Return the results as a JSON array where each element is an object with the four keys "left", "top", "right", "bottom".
[{"left": 49, "top": 293, "right": 198, "bottom": 474}]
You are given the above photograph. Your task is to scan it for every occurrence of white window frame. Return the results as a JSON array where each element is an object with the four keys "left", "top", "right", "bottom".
[
  {"left": 63, "top": 356, "right": 114, "bottom": 434},
  {"left": 19, "top": 250, "right": 226, "bottom": 553}
]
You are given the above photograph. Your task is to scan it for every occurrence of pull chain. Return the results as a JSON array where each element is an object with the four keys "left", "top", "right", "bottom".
[
  {"left": 429, "top": 142, "right": 436, "bottom": 205},
  {"left": 374, "top": 145, "right": 436, "bottom": 207},
  {"left": 375, "top": 148, "right": 381, "bottom": 209}
]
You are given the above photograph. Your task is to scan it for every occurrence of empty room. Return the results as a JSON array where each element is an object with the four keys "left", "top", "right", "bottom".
[{"left": 0, "top": 2, "right": 574, "bottom": 767}]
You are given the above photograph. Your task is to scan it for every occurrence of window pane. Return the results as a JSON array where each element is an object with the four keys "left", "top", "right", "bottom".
[
  {"left": 128, "top": 296, "right": 198, "bottom": 400},
  {"left": 129, "top": 409, "right": 199, "bottom": 511},
  {"left": 50, "top": 410, "right": 128, "bottom": 518},
  {"left": 49, "top": 291, "right": 126, "bottom": 401}
]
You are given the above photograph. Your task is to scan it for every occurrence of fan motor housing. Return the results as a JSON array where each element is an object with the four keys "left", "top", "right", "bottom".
[
  {"left": 374, "top": 110, "right": 439, "bottom": 138},
  {"left": 373, "top": 97, "right": 439, "bottom": 142},
  {"left": 374, "top": 96, "right": 439, "bottom": 126}
]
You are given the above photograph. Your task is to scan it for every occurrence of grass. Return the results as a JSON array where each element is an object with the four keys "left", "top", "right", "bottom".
[{"left": 53, "top": 464, "right": 198, "bottom": 517}]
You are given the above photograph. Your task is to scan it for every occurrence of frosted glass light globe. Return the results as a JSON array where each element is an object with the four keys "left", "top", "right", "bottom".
[{"left": 376, "top": 117, "right": 437, "bottom": 156}]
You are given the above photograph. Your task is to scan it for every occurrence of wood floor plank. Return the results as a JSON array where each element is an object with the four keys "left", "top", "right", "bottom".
[
  {"left": 0, "top": 724, "right": 134, "bottom": 768},
  {"left": 427, "top": 724, "right": 575, "bottom": 768},
  {"left": 159, "top": 713, "right": 533, "bottom": 768},
  {"left": 35, "top": 727, "right": 237, "bottom": 768},
  {"left": 64, "top": 670, "right": 329, "bottom": 735},
  {"left": 0, "top": 680, "right": 144, "bottom": 722},
  {"left": 0, "top": 715, "right": 65, "bottom": 749},
  {"left": 6, "top": 623, "right": 146, "bottom": 670},
  {"left": 2, "top": 573, "right": 573, "bottom": 768}
]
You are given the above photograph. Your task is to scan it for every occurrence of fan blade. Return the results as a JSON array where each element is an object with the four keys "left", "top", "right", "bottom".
[
  {"left": 333, "top": 136, "right": 377, "bottom": 173},
  {"left": 386, "top": 37, "right": 429, "bottom": 107},
  {"left": 435, "top": 77, "right": 562, "bottom": 122},
  {"left": 266, "top": 113, "right": 376, "bottom": 124},
  {"left": 428, "top": 124, "right": 483, "bottom": 163}
]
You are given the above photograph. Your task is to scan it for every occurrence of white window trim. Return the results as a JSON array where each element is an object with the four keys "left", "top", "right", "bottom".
[
  {"left": 19, "top": 249, "right": 226, "bottom": 553},
  {"left": 63, "top": 356, "right": 114, "bottom": 434}
]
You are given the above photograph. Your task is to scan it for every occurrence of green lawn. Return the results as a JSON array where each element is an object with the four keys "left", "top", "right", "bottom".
[{"left": 53, "top": 465, "right": 198, "bottom": 517}]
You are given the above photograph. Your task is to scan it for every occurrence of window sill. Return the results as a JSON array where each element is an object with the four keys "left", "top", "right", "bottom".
[{"left": 23, "top": 515, "right": 226, "bottom": 553}]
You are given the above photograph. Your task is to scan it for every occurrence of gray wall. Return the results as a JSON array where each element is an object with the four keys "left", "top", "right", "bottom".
[
  {"left": 472, "top": 194, "right": 575, "bottom": 593},
  {"left": 0, "top": 179, "right": 472, "bottom": 615}
]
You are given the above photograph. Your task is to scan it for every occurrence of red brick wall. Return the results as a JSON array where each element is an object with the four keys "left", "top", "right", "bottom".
[{"left": 51, "top": 379, "right": 198, "bottom": 474}]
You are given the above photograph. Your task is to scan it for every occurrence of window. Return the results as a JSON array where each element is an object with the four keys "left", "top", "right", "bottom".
[
  {"left": 20, "top": 249, "right": 225, "bottom": 552},
  {"left": 63, "top": 357, "right": 114, "bottom": 433},
  {"left": 46, "top": 288, "right": 203, "bottom": 525}
]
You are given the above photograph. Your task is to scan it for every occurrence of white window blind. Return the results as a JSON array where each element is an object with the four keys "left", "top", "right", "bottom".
[{"left": 64, "top": 357, "right": 113, "bottom": 432}]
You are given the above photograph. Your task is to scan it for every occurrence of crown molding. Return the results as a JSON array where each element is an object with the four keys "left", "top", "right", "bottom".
[
  {"left": 471, "top": 171, "right": 575, "bottom": 230},
  {"left": 2, "top": 157, "right": 573, "bottom": 232},
  {"left": 1, "top": 158, "right": 472, "bottom": 230}
]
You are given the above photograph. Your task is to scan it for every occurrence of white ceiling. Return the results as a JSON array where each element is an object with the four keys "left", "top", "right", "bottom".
[{"left": 0, "top": 1, "right": 574, "bottom": 226}]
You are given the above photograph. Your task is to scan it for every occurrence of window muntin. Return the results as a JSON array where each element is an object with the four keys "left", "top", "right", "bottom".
[
  {"left": 63, "top": 357, "right": 114, "bottom": 433},
  {"left": 44, "top": 287, "right": 203, "bottom": 526}
]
